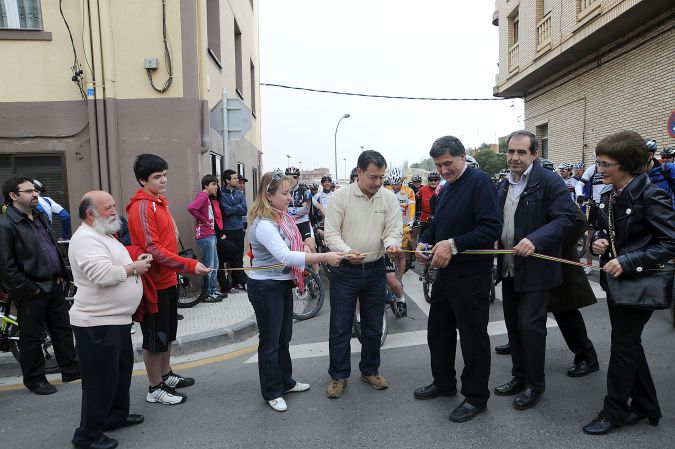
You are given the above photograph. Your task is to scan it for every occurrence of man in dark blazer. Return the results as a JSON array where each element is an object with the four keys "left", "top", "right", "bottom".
[
  {"left": 0, "top": 176, "right": 80, "bottom": 395},
  {"left": 493, "top": 131, "right": 577, "bottom": 410}
]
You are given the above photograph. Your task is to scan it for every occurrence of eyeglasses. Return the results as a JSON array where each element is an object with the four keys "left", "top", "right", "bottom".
[
  {"left": 267, "top": 172, "right": 283, "bottom": 192},
  {"left": 17, "top": 189, "right": 37, "bottom": 194},
  {"left": 595, "top": 159, "right": 621, "bottom": 169}
]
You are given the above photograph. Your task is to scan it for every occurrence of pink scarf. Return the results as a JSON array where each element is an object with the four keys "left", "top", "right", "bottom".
[{"left": 275, "top": 208, "right": 305, "bottom": 292}]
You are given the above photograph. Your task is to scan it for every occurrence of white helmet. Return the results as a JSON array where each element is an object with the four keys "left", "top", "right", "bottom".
[
  {"left": 465, "top": 156, "right": 479, "bottom": 169},
  {"left": 387, "top": 167, "right": 403, "bottom": 185}
]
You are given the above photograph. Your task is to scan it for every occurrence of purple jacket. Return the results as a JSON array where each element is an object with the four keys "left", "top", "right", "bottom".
[{"left": 187, "top": 191, "right": 216, "bottom": 240}]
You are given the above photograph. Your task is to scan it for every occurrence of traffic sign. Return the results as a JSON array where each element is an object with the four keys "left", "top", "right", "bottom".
[
  {"left": 226, "top": 98, "right": 252, "bottom": 141},
  {"left": 668, "top": 110, "right": 675, "bottom": 138}
]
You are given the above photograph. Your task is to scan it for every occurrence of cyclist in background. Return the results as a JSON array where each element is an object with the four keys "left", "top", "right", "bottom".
[
  {"left": 558, "top": 163, "right": 577, "bottom": 201},
  {"left": 385, "top": 167, "right": 415, "bottom": 317},
  {"left": 574, "top": 160, "right": 609, "bottom": 275},
  {"left": 573, "top": 162, "right": 585, "bottom": 182},
  {"left": 661, "top": 147, "right": 674, "bottom": 164},
  {"left": 645, "top": 139, "right": 675, "bottom": 209},
  {"left": 312, "top": 176, "right": 334, "bottom": 241},
  {"left": 33, "top": 179, "right": 72, "bottom": 241},
  {"left": 418, "top": 172, "right": 439, "bottom": 236}
]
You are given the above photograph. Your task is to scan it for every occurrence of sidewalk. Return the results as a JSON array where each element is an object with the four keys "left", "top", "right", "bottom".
[{"left": 0, "top": 288, "right": 257, "bottom": 380}]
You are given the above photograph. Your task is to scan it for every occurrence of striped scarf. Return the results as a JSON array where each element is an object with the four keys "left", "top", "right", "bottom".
[{"left": 274, "top": 208, "right": 305, "bottom": 292}]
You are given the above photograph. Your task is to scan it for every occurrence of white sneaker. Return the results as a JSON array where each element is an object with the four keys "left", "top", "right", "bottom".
[
  {"left": 285, "top": 382, "right": 310, "bottom": 393},
  {"left": 146, "top": 383, "right": 186, "bottom": 405},
  {"left": 268, "top": 397, "right": 287, "bottom": 412}
]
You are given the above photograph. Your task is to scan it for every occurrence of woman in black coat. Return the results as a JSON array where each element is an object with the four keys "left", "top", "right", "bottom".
[{"left": 583, "top": 131, "right": 675, "bottom": 435}]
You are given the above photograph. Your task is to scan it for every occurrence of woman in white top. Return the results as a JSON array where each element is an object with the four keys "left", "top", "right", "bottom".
[{"left": 247, "top": 171, "right": 343, "bottom": 412}]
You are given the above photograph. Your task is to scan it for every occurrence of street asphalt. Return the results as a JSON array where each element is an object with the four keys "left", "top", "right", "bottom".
[{"left": 2, "top": 268, "right": 675, "bottom": 449}]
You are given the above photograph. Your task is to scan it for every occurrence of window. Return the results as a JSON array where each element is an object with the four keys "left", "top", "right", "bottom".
[
  {"left": 236, "top": 162, "right": 245, "bottom": 178},
  {"left": 251, "top": 168, "right": 258, "bottom": 200},
  {"left": 210, "top": 153, "right": 222, "bottom": 178},
  {"left": 512, "top": 13, "right": 519, "bottom": 45},
  {"left": 206, "top": 0, "right": 221, "bottom": 67},
  {"left": 234, "top": 19, "right": 243, "bottom": 98},
  {"left": 536, "top": 124, "right": 549, "bottom": 159},
  {"left": 0, "top": 0, "right": 42, "bottom": 29},
  {"left": 0, "top": 153, "right": 69, "bottom": 236},
  {"left": 250, "top": 59, "right": 256, "bottom": 116}
]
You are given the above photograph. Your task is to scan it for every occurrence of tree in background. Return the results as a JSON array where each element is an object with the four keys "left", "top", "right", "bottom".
[{"left": 474, "top": 148, "right": 507, "bottom": 177}]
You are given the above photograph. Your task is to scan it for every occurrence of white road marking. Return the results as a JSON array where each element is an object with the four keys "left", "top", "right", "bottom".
[{"left": 244, "top": 318, "right": 559, "bottom": 364}]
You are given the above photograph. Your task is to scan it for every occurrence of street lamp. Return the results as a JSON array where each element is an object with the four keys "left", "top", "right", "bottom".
[
  {"left": 299, "top": 161, "right": 302, "bottom": 172},
  {"left": 334, "top": 113, "right": 350, "bottom": 180},
  {"left": 343, "top": 158, "right": 347, "bottom": 181},
  {"left": 286, "top": 154, "right": 291, "bottom": 168}
]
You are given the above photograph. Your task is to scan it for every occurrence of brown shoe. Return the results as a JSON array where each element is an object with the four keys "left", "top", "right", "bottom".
[
  {"left": 327, "top": 378, "right": 347, "bottom": 399},
  {"left": 360, "top": 374, "right": 388, "bottom": 390}
]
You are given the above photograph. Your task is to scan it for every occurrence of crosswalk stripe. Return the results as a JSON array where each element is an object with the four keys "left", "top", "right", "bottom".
[{"left": 244, "top": 318, "right": 559, "bottom": 364}]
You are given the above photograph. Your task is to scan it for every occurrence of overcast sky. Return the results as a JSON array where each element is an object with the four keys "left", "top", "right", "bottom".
[{"left": 258, "top": 0, "right": 524, "bottom": 178}]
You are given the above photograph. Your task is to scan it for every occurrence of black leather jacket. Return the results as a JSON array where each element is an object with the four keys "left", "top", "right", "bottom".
[
  {"left": 0, "top": 206, "right": 69, "bottom": 299},
  {"left": 592, "top": 173, "right": 675, "bottom": 289}
]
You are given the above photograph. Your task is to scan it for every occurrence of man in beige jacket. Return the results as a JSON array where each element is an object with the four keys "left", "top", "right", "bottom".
[
  {"left": 324, "top": 150, "right": 402, "bottom": 399},
  {"left": 69, "top": 191, "right": 152, "bottom": 449}
]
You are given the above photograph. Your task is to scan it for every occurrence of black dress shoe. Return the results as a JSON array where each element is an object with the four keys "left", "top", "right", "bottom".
[
  {"left": 494, "top": 343, "right": 511, "bottom": 355},
  {"left": 582, "top": 414, "right": 614, "bottom": 435},
  {"left": 625, "top": 411, "right": 659, "bottom": 427},
  {"left": 414, "top": 383, "right": 457, "bottom": 400},
  {"left": 72, "top": 434, "right": 118, "bottom": 449},
  {"left": 514, "top": 387, "right": 544, "bottom": 410},
  {"left": 449, "top": 400, "right": 487, "bottom": 423},
  {"left": 493, "top": 378, "right": 525, "bottom": 396},
  {"left": 567, "top": 360, "right": 599, "bottom": 377},
  {"left": 104, "top": 414, "right": 144, "bottom": 431},
  {"left": 28, "top": 380, "right": 57, "bottom": 395}
]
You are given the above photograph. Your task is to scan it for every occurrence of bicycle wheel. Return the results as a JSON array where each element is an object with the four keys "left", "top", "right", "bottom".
[
  {"left": 10, "top": 330, "right": 63, "bottom": 374},
  {"left": 293, "top": 268, "right": 324, "bottom": 320},
  {"left": 177, "top": 273, "right": 207, "bottom": 308}
]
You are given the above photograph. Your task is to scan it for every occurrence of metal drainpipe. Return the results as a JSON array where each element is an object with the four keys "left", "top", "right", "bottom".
[{"left": 82, "top": 0, "right": 100, "bottom": 188}]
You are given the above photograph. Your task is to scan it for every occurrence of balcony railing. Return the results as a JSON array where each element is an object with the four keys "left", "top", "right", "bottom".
[
  {"left": 537, "top": 13, "right": 552, "bottom": 49},
  {"left": 581, "top": 0, "right": 598, "bottom": 11},
  {"left": 508, "top": 42, "right": 520, "bottom": 72}
]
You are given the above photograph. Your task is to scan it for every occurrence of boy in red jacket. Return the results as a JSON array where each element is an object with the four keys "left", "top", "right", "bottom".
[{"left": 126, "top": 154, "right": 210, "bottom": 405}]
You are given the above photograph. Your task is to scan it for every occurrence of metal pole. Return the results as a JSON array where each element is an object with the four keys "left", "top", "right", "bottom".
[
  {"left": 334, "top": 113, "right": 350, "bottom": 179},
  {"left": 343, "top": 158, "right": 346, "bottom": 181},
  {"left": 222, "top": 89, "right": 229, "bottom": 167}
]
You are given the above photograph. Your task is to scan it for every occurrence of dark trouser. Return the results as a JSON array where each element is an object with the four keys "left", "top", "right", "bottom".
[
  {"left": 16, "top": 280, "right": 79, "bottom": 387},
  {"left": 247, "top": 278, "right": 296, "bottom": 401},
  {"left": 72, "top": 324, "right": 133, "bottom": 446},
  {"left": 223, "top": 229, "right": 248, "bottom": 287},
  {"left": 501, "top": 277, "right": 548, "bottom": 391},
  {"left": 328, "top": 259, "right": 386, "bottom": 379},
  {"left": 216, "top": 236, "right": 237, "bottom": 291},
  {"left": 428, "top": 272, "right": 492, "bottom": 406},
  {"left": 552, "top": 309, "right": 597, "bottom": 365},
  {"left": 603, "top": 299, "right": 660, "bottom": 424}
]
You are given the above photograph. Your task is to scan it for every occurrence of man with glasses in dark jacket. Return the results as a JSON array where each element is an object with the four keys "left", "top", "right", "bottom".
[
  {"left": 219, "top": 169, "right": 248, "bottom": 290},
  {"left": 0, "top": 176, "right": 80, "bottom": 395}
]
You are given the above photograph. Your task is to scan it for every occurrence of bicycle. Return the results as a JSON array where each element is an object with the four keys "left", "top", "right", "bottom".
[
  {"left": 313, "top": 224, "right": 332, "bottom": 279},
  {"left": 292, "top": 267, "right": 325, "bottom": 320},
  {"left": 177, "top": 238, "right": 208, "bottom": 308},
  {"left": 419, "top": 259, "right": 496, "bottom": 303}
]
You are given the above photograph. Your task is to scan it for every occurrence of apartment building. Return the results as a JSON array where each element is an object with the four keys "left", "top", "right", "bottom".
[
  {"left": 492, "top": 0, "right": 674, "bottom": 165},
  {"left": 0, "top": 0, "right": 261, "bottom": 238}
]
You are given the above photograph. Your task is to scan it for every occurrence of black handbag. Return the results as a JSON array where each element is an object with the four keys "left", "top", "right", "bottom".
[{"left": 606, "top": 194, "right": 675, "bottom": 310}]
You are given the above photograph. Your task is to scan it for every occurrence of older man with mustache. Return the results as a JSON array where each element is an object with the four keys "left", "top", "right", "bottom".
[{"left": 68, "top": 191, "right": 152, "bottom": 449}]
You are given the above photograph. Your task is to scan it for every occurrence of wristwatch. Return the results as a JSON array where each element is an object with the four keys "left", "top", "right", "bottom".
[{"left": 447, "top": 238, "right": 458, "bottom": 256}]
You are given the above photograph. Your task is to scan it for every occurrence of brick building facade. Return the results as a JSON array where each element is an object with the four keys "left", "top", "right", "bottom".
[{"left": 493, "top": 0, "right": 674, "bottom": 165}]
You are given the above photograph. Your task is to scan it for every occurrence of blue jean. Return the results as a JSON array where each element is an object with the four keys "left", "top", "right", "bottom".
[
  {"left": 247, "top": 278, "right": 296, "bottom": 401},
  {"left": 328, "top": 259, "right": 386, "bottom": 379},
  {"left": 197, "top": 235, "right": 218, "bottom": 294}
]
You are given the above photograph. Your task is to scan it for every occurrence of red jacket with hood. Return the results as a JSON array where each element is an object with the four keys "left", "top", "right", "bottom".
[{"left": 126, "top": 189, "right": 198, "bottom": 290}]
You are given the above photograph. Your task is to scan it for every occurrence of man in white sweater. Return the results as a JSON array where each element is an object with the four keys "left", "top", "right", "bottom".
[{"left": 68, "top": 191, "right": 152, "bottom": 449}]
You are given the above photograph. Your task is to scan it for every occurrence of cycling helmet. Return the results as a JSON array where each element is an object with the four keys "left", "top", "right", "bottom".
[
  {"left": 660, "top": 147, "right": 675, "bottom": 157},
  {"left": 387, "top": 167, "right": 404, "bottom": 185},
  {"left": 465, "top": 156, "right": 479, "bottom": 169},
  {"left": 285, "top": 166, "right": 300, "bottom": 176},
  {"left": 498, "top": 169, "right": 509, "bottom": 177},
  {"left": 645, "top": 139, "right": 657, "bottom": 152},
  {"left": 558, "top": 162, "right": 573, "bottom": 171},
  {"left": 383, "top": 178, "right": 390, "bottom": 186},
  {"left": 32, "top": 179, "right": 45, "bottom": 193},
  {"left": 540, "top": 159, "right": 555, "bottom": 171},
  {"left": 411, "top": 174, "right": 422, "bottom": 183},
  {"left": 309, "top": 183, "right": 319, "bottom": 190},
  {"left": 427, "top": 171, "right": 440, "bottom": 181},
  {"left": 320, "top": 175, "right": 332, "bottom": 183},
  {"left": 573, "top": 161, "right": 585, "bottom": 170}
]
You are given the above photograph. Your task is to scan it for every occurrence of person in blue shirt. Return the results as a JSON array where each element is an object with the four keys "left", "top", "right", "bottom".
[
  {"left": 219, "top": 169, "right": 248, "bottom": 289},
  {"left": 645, "top": 139, "right": 675, "bottom": 209},
  {"left": 33, "top": 179, "right": 71, "bottom": 240}
]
